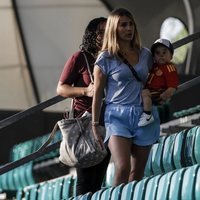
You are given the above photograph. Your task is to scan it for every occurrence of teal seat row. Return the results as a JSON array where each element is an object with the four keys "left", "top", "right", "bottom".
[
  {"left": 75, "top": 164, "right": 200, "bottom": 200},
  {"left": 0, "top": 131, "right": 61, "bottom": 192},
  {"left": 173, "top": 104, "right": 200, "bottom": 118},
  {"left": 11, "top": 130, "right": 61, "bottom": 162},
  {"left": 0, "top": 162, "right": 35, "bottom": 191},
  {"left": 14, "top": 164, "right": 200, "bottom": 200},
  {"left": 16, "top": 175, "right": 76, "bottom": 200},
  {"left": 144, "top": 126, "right": 200, "bottom": 177}
]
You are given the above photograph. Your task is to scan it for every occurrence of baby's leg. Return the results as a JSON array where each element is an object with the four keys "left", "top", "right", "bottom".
[
  {"left": 138, "top": 89, "right": 154, "bottom": 127},
  {"left": 142, "top": 89, "right": 152, "bottom": 112}
]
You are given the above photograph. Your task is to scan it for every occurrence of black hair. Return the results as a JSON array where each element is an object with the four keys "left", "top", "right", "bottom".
[{"left": 80, "top": 17, "right": 106, "bottom": 55}]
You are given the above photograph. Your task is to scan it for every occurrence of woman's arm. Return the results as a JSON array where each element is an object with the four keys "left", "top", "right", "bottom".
[
  {"left": 57, "top": 81, "right": 94, "bottom": 98},
  {"left": 92, "top": 65, "right": 106, "bottom": 124},
  {"left": 92, "top": 65, "right": 106, "bottom": 149}
]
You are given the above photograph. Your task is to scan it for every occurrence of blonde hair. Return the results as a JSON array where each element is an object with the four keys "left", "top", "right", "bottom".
[{"left": 101, "top": 8, "right": 141, "bottom": 56}]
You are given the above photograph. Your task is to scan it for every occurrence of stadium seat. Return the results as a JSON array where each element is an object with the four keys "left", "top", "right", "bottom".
[
  {"left": 37, "top": 182, "right": 49, "bottom": 200},
  {"left": 144, "top": 174, "right": 161, "bottom": 199},
  {"left": 148, "top": 136, "right": 167, "bottom": 176},
  {"left": 168, "top": 168, "right": 186, "bottom": 199},
  {"left": 172, "top": 130, "right": 186, "bottom": 169},
  {"left": 100, "top": 187, "right": 114, "bottom": 200},
  {"left": 195, "top": 165, "right": 200, "bottom": 199},
  {"left": 78, "top": 192, "right": 92, "bottom": 200},
  {"left": 110, "top": 183, "right": 125, "bottom": 200},
  {"left": 156, "top": 171, "right": 175, "bottom": 199},
  {"left": 132, "top": 177, "right": 149, "bottom": 200},
  {"left": 53, "top": 177, "right": 64, "bottom": 200},
  {"left": 183, "top": 126, "right": 198, "bottom": 166},
  {"left": 181, "top": 164, "right": 199, "bottom": 200},
  {"left": 61, "top": 175, "right": 73, "bottom": 199},
  {"left": 194, "top": 126, "right": 200, "bottom": 163},
  {"left": 91, "top": 188, "right": 107, "bottom": 200},
  {"left": 120, "top": 181, "right": 137, "bottom": 200},
  {"left": 24, "top": 184, "right": 38, "bottom": 200},
  {"left": 144, "top": 146, "right": 153, "bottom": 177},
  {"left": 162, "top": 134, "right": 176, "bottom": 173}
]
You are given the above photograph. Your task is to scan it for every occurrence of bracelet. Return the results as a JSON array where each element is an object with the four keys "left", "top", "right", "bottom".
[{"left": 92, "top": 121, "right": 99, "bottom": 126}]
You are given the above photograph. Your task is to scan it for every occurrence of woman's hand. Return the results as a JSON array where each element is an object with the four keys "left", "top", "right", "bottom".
[
  {"left": 92, "top": 125, "right": 104, "bottom": 150},
  {"left": 85, "top": 82, "right": 94, "bottom": 97}
]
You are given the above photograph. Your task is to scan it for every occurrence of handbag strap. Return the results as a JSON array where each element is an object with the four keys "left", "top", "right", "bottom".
[
  {"left": 118, "top": 52, "right": 142, "bottom": 82},
  {"left": 83, "top": 52, "right": 94, "bottom": 83},
  {"left": 68, "top": 52, "right": 93, "bottom": 119},
  {"left": 37, "top": 122, "right": 58, "bottom": 152}
]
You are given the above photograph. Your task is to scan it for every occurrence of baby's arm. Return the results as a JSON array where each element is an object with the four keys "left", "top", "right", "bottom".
[{"left": 160, "top": 87, "right": 176, "bottom": 102}]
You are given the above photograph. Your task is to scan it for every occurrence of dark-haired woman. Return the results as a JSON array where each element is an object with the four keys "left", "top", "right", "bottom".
[{"left": 57, "top": 17, "right": 110, "bottom": 195}]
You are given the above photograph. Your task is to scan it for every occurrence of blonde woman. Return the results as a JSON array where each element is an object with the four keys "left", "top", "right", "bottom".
[{"left": 92, "top": 8, "right": 160, "bottom": 186}]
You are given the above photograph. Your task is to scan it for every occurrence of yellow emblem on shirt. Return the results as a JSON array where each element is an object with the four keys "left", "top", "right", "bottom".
[{"left": 155, "top": 69, "right": 163, "bottom": 76}]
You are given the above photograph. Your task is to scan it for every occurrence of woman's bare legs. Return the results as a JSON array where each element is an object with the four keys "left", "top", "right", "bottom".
[
  {"left": 129, "top": 144, "right": 152, "bottom": 181},
  {"left": 108, "top": 135, "right": 132, "bottom": 186}
]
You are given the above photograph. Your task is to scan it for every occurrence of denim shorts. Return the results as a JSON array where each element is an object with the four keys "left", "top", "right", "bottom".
[{"left": 104, "top": 104, "right": 160, "bottom": 146}]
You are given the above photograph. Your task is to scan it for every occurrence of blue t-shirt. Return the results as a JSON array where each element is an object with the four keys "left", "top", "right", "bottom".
[{"left": 95, "top": 47, "right": 152, "bottom": 106}]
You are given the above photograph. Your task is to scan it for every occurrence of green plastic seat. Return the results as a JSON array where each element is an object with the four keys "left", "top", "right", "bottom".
[
  {"left": 100, "top": 187, "right": 114, "bottom": 200},
  {"left": 132, "top": 177, "right": 149, "bottom": 200},
  {"left": 16, "top": 189, "right": 24, "bottom": 200},
  {"left": 151, "top": 136, "right": 167, "bottom": 175},
  {"left": 53, "top": 177, "right": 64, "bottom": 200},
  {"left": 120, "top": 181, "right": 137, "bottom": 200},
  {"left": 72, "top": 176, "right": 77, "bottom": 197},
  {"left": 0, "top": 172, "right": 8, "bottom": 190},
  {"left": 24, "top": 184, "right": 38, "bottom": 200},
  {"left": 144, "top": 174, "right": 162, "bottom": 200},
  {"left": 47, "top": 181, "right": 54, "bottom": 200},
  {"left": 144, "top": 146, "right": 154, "bottom": 177},
  {"left": 79, "top": 192, "right": 92, "bottom": 200},
  {"left": 91, "top": 188, "right": 107, "bottom": 200},
  {"left": 37, "top": 182, "right": 49, "bottom": 200},
  {"left": 7, "top": 170, "right": 15, "bottom": 190},
  {"left": 195, "top": 165, "right": 200, "bottom": 199},
  {"left": 181, "top": 164, "right": 199, "bottom": 200},
  {"left": 173, "top": 130, "right": 186, "bottom": 169},
  {"left": 183, "top": 126, "right": 198, "bottom": 166},
  {"left": 15, "top": 164, "right": 29, "bottom": 188},
  {"left": 110, "top": 183, "right": 125, "bottom": 200},
  {"left": 194, "top": 126, "right": 200, "bottom": 163},
  {"left": 156, "top": 171, "right": 175, "bottom": 199},
  {"left": 25, "top": 162, "right": 35, "bottom": 186},
  {"left": 162, "top": 134, "right": 176, "bottom": 173},
  {"left": 62, "top": 175, "right": 73, "bottom": 199},
  {"left": 168, "top": 168, "right": 186, "bottom": 199}
]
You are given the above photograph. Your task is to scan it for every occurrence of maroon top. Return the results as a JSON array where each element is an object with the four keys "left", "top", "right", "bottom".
[{"left": 59, "top": 51, "right": 95, "bottom": 113}]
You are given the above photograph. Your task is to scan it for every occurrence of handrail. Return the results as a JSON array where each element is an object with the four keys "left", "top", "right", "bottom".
[
  {"left": 172, "top": 32, "right": 200, "bottom": 49},
  {"left": 0, "top": 32, "right": 200, "bottom": 175},
  {"left": 176, "top": 75, "right": 200, "bottom": 94},
  {"left": 0, "top": 95, "right": 65, "bottom": 130},
  {"left": 0, "top": 141, "right": 61, "bottom": 175}
]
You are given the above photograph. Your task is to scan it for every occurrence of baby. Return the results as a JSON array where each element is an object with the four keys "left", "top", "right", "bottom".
[{"left": 138, "top": 38, "right": 179, "bottom": 127}]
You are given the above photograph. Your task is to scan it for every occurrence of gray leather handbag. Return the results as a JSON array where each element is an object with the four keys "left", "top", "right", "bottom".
[{"left": 58, "top": 115, "right": 107, "bottom": 168}]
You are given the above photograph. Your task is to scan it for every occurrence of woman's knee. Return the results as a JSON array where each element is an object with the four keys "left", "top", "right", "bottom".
[{"left": 115, "top": 161, "right": 130, "bottom": 176}]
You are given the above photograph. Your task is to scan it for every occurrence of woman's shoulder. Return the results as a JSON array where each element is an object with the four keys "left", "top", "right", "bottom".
[
  {"left": 69, "top": 50, "right": 94, "bottom": 64},
  {"left": 97, "top": 50, "right": 111, "bottom": 58},
  {"left": 70, "top": 50, "right": 83, "bottom": 59}
]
